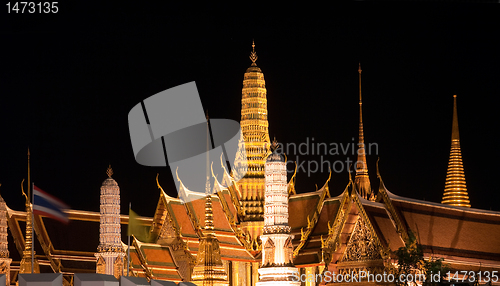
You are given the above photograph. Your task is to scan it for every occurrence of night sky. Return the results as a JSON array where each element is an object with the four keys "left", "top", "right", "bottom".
[{"left": 1, "top": 4, "right": 499, "bottom": 217}]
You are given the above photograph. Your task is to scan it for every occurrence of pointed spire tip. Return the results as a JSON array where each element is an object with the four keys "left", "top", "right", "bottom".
[
  {"left": 106, "top": 165, "right": 113, "bottom": 178},
  {"left": 249, "top": 40, "right": 258, "bottom": 63}
]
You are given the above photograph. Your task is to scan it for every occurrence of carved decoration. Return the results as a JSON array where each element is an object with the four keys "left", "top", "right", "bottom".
[
  {"left": 113, "top": 256, "right": 124, "bottom": 279},
  {"left": 341, "top": 216, "right": 382, "bottom": 262},
  {"left": 263, "top": 238, "right": 274, "bottom": 266},
  {"left": 96, "top": 256, "right": 105, "bottom": 274},
  {"left": 284, "top": 237, "right": 293, "bottom": 264}
]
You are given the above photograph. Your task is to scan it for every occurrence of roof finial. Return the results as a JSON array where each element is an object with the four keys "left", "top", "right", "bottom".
[
  {"left": 354, "top": 63, "right": 372, "bottom": 200},
  {"left": 106, "top": 165, "right": 113, "bottom": 178},
  {"left": 358, "top": 62, "right": 363, "bottom": 107},
  {"left": 249, "top": 39, "right": 258, "bottom": 64}
]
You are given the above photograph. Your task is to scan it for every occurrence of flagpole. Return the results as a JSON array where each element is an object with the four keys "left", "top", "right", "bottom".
[
  {"left": 127, "top": 202, "right": 131, "bottom": 276},
  {"left": 31, "top": 182, "right": 34, "bottom": 274}
]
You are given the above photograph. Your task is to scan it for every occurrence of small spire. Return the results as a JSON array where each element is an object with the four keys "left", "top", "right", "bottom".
[
  {"left": 106, "top": 165, "right": 113, "bottom": 178},
  {"left": 249, "top": 39, "right": 258, "bottom": 64},
  {"left": 442, "top": 95, "right": 470, "bottom": 207},
  {"left": 354, "top": 63, "right": 372, "bottom": 200}
]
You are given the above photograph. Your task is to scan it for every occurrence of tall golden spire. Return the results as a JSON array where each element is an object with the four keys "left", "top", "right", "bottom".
[
  {"left": 204, "top": 114, "right": 215, "bottom": 236},
  {"left": 191, "top": 116, "right": 228, "bottom": 286},
  {"left": 354, "top": 63, "right": 372, "bottom": 200},
  {"left": 234, "top": 40, "right": 270, "bottom": 222},
  {"left": 442, "top": 95, "right": 470, "bottom": 207},
  {"left": 20, "top": 148, "right": 40, "bottom": 274}
]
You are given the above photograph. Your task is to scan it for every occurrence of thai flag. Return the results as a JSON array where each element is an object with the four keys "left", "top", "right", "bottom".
[{"left": 33, "top": 185, "right": 69, "bottom": 224}]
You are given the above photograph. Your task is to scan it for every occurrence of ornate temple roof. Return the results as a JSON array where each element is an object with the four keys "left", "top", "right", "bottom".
[{"left": 2, "top": 45, "right": 499, "bottom": 286}]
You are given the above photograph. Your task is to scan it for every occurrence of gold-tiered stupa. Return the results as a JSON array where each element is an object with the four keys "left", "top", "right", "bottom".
[
  {"left": 441, "top": 95, "right": 471, "bottom": 207},
  {"left": 234, "top": 41, "right": 270, "bottom": 224}
]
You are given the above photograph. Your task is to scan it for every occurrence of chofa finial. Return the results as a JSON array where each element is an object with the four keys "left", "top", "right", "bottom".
[{"left": 106, "top": 165, "right": 113, "bottom": 178}]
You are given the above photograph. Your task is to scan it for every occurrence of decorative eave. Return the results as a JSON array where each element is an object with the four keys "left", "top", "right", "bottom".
[
  {"left": 213, "top": 168, "right": 254, "bottom": 254},
  {"left": 293, "top": 171, "right": 331, "bottom": 257},
  {"left": 150, "top": 174, "right": 182, "bottom": 241},
  {"left": 375, "top": 160, "right": 409, "bottom": 242},
  {"left": 32, "top": 214, "right": 64, "bottom": 274},
  {"left": 132, "top": 236, "right": 154, "bottom": 280},
  {"left": 220, "top": 155, "right": 244, "bottom": 219},
  {"left": 323, "top": 185, "right": 352, "bottom": 255},
  {"left": 212, "top": 164, "right": 237, "bottom": 227},
  {"left": 287, "top": 162, "right": 297, "bottom": 196},
  {"left": 130, "top": 237, "right": 184, "bottom": 282},
  {"left": 176, "top": 168, "right": 204, "bottom": 238}
]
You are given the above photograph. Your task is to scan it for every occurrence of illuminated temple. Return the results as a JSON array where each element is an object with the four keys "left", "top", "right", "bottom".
[{"left": 1, "top": 42, "right": 500, "bottom": 285}]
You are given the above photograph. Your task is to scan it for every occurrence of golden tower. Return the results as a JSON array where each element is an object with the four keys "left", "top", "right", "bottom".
[
  {"left": 20, "top": 149, "right": 40, "bottom": 274},
  {"left": 354, "top": 63, "right": 372, "bottom": 200},
  {"left": 234, "top": 40, "right": 270, "bottom": 222},
  {"left": 441, "top": 95, "right": 471, "bottom": 207},
  {"left": 192, "top": 117, "right": 228, "bottom": 286}
]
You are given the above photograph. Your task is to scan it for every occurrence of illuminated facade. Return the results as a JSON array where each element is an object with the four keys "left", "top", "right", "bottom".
[
  {"left": 257, "top": 140, "right": 299, "bottom": 286},
  {"left": 95, "top": 166, "right": 125, "bottom": 279},
  {"left": 441, "top": 95, "right": 471, "bottom": 207}
]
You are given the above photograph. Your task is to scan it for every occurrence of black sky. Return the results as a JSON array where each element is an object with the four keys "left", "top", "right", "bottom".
[{"left": 1, "top": 3, "right": 499, "bottom": 216}]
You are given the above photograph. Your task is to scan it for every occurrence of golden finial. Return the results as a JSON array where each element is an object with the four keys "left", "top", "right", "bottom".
[
  {"left": 321, "top": 235, "right": 328, "bottom": 249},
  {"left": 270, "top": 137, "right": 279, "bottom": 151},
  {"left": 249, "top": 40, "right": 258, "bottom": 63},
  {"left": 106, "top": 165, "right": 113, "bottom": 178},
  {"left": 358, "top": 62, "right": 362, "bottom": 74},
  {"left": 376, "top": 157, "right": 381, "bottom": 178},
  {"left": 452, "top": 95, "right": 460, "bottom": 141}
]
